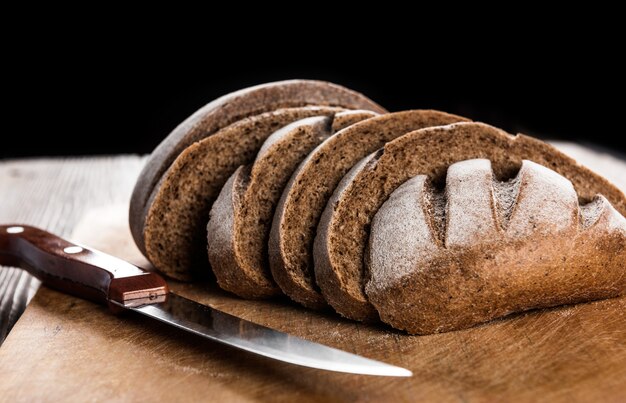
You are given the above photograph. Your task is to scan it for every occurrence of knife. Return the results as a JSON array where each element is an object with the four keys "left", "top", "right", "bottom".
[{"left": 0, "top": 224, "right": 411, "bottom": 377}]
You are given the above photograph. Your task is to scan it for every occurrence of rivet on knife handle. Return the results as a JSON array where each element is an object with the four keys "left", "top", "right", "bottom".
[{"left": 0, "top": 224, "right": 168, "bottom": 309}]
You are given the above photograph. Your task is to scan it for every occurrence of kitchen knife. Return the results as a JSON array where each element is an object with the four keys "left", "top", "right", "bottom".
[{"left": 0, "top": 224, "right": 411, "bottom": 377}]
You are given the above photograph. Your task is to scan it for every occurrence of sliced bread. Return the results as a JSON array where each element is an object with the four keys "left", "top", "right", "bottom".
[
  {"left": 208, "top": 110, "right": 377, "bottom": 298},
  {"left": 144, "top": 107, "right": 344, "bottom": 280},
  {"left": 130, "top": 80, "right": 386, "bottom": 279},
  {"left": 367, "top": 159, "right": 626, "bottom": 334},
  {"left": 269, "top": 111, "right": 468, "bottom": 309},
  {"left": 314, "top": 122, "right": 626, "bottom": 321}
]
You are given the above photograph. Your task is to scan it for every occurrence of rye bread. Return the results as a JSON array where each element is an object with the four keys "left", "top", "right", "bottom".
[
  {"left": 314, "top": 122, "right": 626, "bottom": 321},
  {"left": 367, "top": 159, "right": 626, "bottom": 334},
  {"left": 269, "top": 111, "right": 469, "bottom": 309},
  {"left": 144, "top": 107, "right": 345, "bottom": 280},
  {"left": 130, "top": 80, "right": 386, "bottom": 279},
  {"left": 208, "top": 110, "right": 377, "bottom": 298}
]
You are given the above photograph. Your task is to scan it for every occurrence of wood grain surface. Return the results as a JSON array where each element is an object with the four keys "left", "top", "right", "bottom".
[
  {"left": 0, "top": 156, "right": 145, "bottom": 343},
  {"left": 0, "top": 145, "right": 625, "bottom": 402}
]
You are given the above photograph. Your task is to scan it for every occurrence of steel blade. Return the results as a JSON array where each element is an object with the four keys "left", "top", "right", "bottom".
[{"left": 115, "top": 293, "right": 411, "bottom": 377}]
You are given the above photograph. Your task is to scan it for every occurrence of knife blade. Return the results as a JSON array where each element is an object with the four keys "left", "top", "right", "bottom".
[{"left": 0, "top": 224, "right": 411, "bottom": 377}]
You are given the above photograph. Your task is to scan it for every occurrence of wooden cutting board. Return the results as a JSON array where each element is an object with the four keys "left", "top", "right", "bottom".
[{"left": 1, "top": 145, "right": 626, "bottom": 402}]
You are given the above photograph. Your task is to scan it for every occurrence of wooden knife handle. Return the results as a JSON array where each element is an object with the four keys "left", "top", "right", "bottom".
[{"left": 0, "top": 224, "right": 168, "bottom": 310}]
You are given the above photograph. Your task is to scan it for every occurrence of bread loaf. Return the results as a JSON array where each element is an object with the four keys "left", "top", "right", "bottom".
[
  {"left": 129, "top": 79, "right": 626, "bottom": 335},
  {"left": 314, "top": 122, "right": 626, "bottom": 321},
  {"left": 208, "top": 111, "right": 377, "bottom": 298},
  {"left": 130, "top": 80, "right": 385, "bottom": 280},
  {"left": 367, "top": 159, "right": 626, "bottom": 334},
  {"left": 269, "top": 111, "right": 468, "bottom": 308}
]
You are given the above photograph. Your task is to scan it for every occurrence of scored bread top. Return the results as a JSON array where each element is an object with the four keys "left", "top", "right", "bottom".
[
  {"left": 314, "top": 122, "right": 626, "bottom": 322},
  {"left": 367, "top": 159, "right": 626, "bottom": 334},
  {"left": 269, "top": 110, "right": 469, "bottom": 309},
  {"left": 144, "top": 106, "right": 344, "bottom": 280},
  {"left": 130, "top": 79, "right": 386, "bottom": 278},
  {"left": 208, "top": 111, "right": 377, "bottom": 298}
]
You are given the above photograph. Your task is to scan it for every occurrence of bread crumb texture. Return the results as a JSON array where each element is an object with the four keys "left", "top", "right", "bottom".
[{"left": 207, "top": 111, "right": 376, "bottom": 298}]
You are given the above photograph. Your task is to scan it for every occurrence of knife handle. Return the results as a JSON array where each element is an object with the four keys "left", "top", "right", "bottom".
[{"left": 0, "top": 224, "right": 168, "bottom": 311}]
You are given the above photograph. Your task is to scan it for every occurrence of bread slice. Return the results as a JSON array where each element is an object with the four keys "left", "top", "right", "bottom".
[
  {"left": 130, "top": 80, "right": 386, "bottom": 278},
  {"left": 208, "top": 110, "right": 377, "bottom": 298},
  {"left": 269, "top": 111, "right": 468, "bottom": 309},
  {"left": 367, "top": 159, "right": 626, "bottom": 334},
  {"left": 144, "top": 106, "right": 345, "bottom": 280},
  {"left": 314, "top": 122, "right": 626, "bottom": 321}
]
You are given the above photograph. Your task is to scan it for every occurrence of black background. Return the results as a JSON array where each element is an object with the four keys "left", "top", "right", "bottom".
[{"left": 3, "top": 24, "right": 625, "bottom": 159}]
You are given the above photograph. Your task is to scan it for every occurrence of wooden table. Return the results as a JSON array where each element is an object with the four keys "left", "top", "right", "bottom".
[
  {"left": 0, "top": 156, "right": 145, "bottom": 342},
  {"left": 0, "top": 145, "right": 625, "bottom": 402}
]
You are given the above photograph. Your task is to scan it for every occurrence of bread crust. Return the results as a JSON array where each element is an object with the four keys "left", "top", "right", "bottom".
[
  {"left": 367, "top": 159, "right": 626, "bottom": 334},
  {"left": 314, "top": 122, "right": 626, "bottom": 321}
]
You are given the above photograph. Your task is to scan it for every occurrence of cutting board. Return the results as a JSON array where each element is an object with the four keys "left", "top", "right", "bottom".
[
  {"left": 0, "top": 205, "right": 625, "bottom": 402},
  {"left": 2, "top": 141, "right": 626, "bottom": 402}
]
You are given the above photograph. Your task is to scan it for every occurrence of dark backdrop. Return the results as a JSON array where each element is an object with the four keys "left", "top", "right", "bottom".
[{"left": 3, "top": 35, "right": 625, "bottom": 158}]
